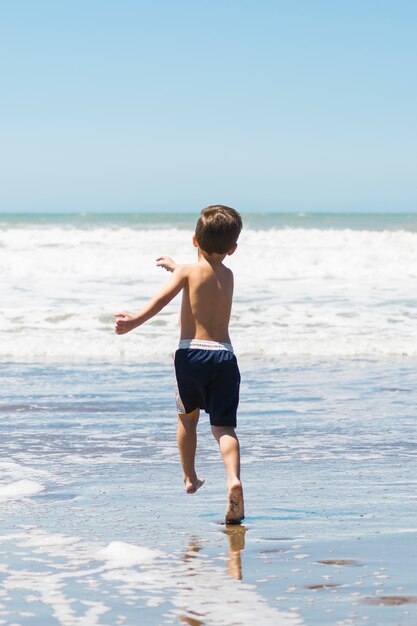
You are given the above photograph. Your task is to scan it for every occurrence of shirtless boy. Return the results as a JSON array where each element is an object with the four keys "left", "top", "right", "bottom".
[{"left": 114, "top": 205, "right": 244, "bottom": 524}]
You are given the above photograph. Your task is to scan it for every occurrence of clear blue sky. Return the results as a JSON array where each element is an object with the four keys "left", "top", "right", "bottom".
[{"left": 1, "top": 0, "right": 416, "bottom": 213}]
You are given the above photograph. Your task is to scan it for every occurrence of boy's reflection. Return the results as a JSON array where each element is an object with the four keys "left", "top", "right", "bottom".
[
  {"left": 223, "top": 525, "right": 246, "bottom": 580},
  {"left": 179, "top": 526, "right": 247, "bottom": 624},
  {"left": 182, "top": 526, "right": 247, "bottom": 581}
]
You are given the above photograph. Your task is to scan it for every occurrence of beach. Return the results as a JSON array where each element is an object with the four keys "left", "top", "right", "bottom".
[{"left": 1, "top": 213, "right": 417, "bottom": 625}]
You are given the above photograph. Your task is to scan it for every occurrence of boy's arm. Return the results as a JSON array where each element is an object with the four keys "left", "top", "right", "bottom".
[{"left": 114, "top": 266, "right": 187, "bottom": 335}]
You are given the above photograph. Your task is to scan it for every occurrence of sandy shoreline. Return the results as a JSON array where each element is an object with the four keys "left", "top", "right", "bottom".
[{"left": 1, "top": 358, "right": 417, "bottom": 625}]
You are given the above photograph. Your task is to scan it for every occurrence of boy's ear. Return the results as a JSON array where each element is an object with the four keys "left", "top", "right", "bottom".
[
  {"left": 192, "top": 234, "right": 199, "bottom": 248},
  {"left": 226, "top": 243, "right": 238, "bottom": 256}
]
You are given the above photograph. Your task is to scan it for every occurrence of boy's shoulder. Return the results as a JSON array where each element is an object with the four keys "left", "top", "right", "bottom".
[
  {"left": 175, "top": 261, "right": 233, "bottom": 278},
  {"left": 172, "top": 262, "right": 196, "bottom": 277}
]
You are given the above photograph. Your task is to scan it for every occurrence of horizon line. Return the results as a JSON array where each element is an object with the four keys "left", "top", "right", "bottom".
[{"left": 1, "top": 210, "right": 417, "bottom": 217}]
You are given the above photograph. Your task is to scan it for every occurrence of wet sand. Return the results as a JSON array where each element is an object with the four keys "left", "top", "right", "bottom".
[{"left": 1, "top": 358, "right": 417, "bottom": 625}]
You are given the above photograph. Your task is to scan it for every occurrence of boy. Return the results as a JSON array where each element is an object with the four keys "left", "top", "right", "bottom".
[{"left": 114, "top": 205, "right": 244, "bottom": 524}]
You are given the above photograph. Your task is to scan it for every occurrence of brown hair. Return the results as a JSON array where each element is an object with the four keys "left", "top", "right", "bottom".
[{"left": 195, "top": 205, "right": 242, "bottom": 254}]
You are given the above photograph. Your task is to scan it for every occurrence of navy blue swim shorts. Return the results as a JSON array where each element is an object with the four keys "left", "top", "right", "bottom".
[{"left": 174, "top": 339, "right": 241, "bottom": 428}]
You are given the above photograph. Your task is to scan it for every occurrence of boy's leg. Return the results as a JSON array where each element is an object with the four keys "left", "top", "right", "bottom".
[
  {"left": 211, "top": 426, "right": 244, "bottom": 524},
  {"left": 177, "top": 409, "right": 205, "bottom": 494}
]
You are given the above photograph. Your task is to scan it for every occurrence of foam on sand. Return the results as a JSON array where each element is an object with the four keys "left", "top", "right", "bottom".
[
  {"left": 2, "top": 528, "right": 303, "bottom": 626},
  {"left": 0, "top": 461, "right": 48, "bottom": 501},
  {"left": 0, "top": 479, "right": 45, "bottom": 500},
  {"left": 97, "top": 541, "right": 163, "bottom": 568}
]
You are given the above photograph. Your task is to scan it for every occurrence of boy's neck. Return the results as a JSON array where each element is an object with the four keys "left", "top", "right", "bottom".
[{"left": 198, "top": 248, "right": 227, "bottom": 264}]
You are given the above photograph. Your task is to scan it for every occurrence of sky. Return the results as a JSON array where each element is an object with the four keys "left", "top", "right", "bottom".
[{"left": 1, "top": 0, "right": 416, "bottom": 213}]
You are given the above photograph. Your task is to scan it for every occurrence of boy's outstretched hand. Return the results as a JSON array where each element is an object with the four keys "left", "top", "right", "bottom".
[
  {"left": 156, "top": 256, "right": 177, "bottom": 272},
  {"left": 113, "top": 313, "right": 137, "bottom": 334},
  {"left": 114, "top": 257, "right": 183, "bottom": 335}
]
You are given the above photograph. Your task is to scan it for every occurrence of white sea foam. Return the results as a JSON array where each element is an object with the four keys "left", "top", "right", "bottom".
[
  {"left": 97, "top": 541, "right": 163, "bottom": 568},
  {"left": 0, "top": 479, "right": 45, "bottom": 500},
  {"left": 2, "top": 224, "right": 417, "bottom": 360},
  {"left": 2, "top": 529, "right": 302, "bottom": 626},
  {"left": 0, "top": 461, "right": 48, "bottom": 501}
]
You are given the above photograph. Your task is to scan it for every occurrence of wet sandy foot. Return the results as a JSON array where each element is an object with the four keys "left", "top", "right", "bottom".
[
  {"left": 225, "top": 481, "right": 245, "bottom": 525},
  {"left": 185, "top": 477, "right": 205, "bottom": 494}
]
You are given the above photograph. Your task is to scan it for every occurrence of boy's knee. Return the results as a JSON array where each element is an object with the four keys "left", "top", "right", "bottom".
[
  {"left": 178, "top": 409, "right": 200, "bottom": 425},
  {"left": 211, "top": 425, "right": 236, "bottom": 440}
]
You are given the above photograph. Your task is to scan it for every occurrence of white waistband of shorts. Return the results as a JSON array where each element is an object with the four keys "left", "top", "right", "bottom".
[{"left": 178, "top": 339, "right": 234, "bottom": 352}]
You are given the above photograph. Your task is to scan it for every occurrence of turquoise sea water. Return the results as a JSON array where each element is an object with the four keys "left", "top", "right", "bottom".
[{"left": 2, "top": 211, "right": 417, "bottom": 231}]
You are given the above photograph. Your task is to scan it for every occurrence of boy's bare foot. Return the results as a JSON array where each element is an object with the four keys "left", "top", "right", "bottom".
[
  {"left": 225, "top": 479, "right": 245, "bottom": 525},
  {"left": 184, "top": 477, "right": 205, "bottom": 494}
]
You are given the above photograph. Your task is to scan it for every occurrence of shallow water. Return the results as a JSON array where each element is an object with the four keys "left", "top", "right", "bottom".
[{"left": 1, "top": 358, "right": 417, "bottom": 625}]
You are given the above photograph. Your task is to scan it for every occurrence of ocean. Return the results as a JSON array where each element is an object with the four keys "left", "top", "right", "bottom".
[
  {"left": 1, "top": 212, "right": 417, "bottom": 361},
  {"left": 1, "top": 212, "right": 417, "bottom": 625}
]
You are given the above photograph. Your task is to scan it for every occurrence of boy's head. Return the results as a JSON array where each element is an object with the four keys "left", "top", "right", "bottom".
[{"left": 195, "top": 205, "right": 242, "bottom": 255}]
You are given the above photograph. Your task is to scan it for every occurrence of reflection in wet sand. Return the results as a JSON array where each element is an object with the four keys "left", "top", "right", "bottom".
[
  {"left": 180, "top": 614, "right": 204, "bottom": 625},
  {"left": 260, "top": 548, "right": 289, "bottom": 554},
  {"left": 304, "top": 583, "right": 341, "bottom": 590},
  {"left": 176, "top": 524, "right": 301, "bottom": 626},
  {"left": 179, "top": 538, "right": 206, "bottom": 623},
  {"left": 183, "top": 537, "right": 203, "bottom": 560},
  {"left": 362, "top": 595, "right": 417, "bottom": 606},
  {"left": 172, "top": 528, "right": 301, "bottom": 624},
  {"left": 317, "top": 559, "right": 363, "bottom": 567},
  {"left": 223, "top": 525, "right": 247, "bottom": 581},
  {"left": 179, "top": 530, "right": 248, "bottom": 624}
]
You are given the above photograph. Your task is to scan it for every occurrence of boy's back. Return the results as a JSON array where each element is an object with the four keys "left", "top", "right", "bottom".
[{"left": 179, "top": 254, "right": 234, "bottom": 344}]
